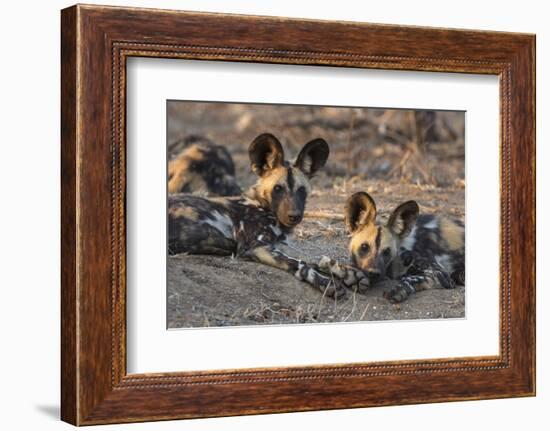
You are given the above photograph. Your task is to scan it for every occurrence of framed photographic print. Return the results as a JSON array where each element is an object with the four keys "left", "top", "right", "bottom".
[{"left": 61, "top": 4, "right": 535, "bottom": 425}]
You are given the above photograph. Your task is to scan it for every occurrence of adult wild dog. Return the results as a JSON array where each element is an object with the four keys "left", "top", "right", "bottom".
[
  {"left": 168, "top": 135, "right": 241, "bottom": 196},
  {"left": 168, "top": 133, "right": 346, "bottom": 298},
  {"left": 319, "top": 191, "right": 465, "bottom": 302}
]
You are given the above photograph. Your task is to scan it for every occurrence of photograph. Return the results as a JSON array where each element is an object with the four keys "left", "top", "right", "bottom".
[{"left": 166, "top": 101, "right": 466, "bottom": 328}]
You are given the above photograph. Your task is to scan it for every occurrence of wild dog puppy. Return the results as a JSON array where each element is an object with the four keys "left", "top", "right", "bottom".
[
  {"left": 168, "top": 135, "right": 241, "bottom": 196},
  {"left": 320, "top": 191, "right": 464, "bottom": 302},
  {"left": 168, "top": 133, "right": 346, "bottom": 298}
]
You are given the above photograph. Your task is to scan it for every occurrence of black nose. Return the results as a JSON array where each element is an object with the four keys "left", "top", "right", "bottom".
[{"left": 288, "top": 214, "right": 301, "bottom": 223}]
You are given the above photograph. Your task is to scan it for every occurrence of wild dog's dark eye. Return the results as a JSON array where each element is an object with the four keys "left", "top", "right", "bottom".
[
  {"left": 297, "top": 186, "right": 306, "bottom": 195},
  {"left": 273, "top": 185, "right": 283, "bottom": 193},
  {"left": 382, "top": 248, "right": 391, "bottom": 258},
  {"left": 360, "top": 243, "right": 370, "bottom": 254}
]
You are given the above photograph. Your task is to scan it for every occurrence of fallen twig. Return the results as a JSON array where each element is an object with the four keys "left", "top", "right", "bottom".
[
  {"left": 359, "top": 303, "right": 371, "bottom": 320},
  {"left": 304, "top": 210, "right": 345, "bottom": 221}
]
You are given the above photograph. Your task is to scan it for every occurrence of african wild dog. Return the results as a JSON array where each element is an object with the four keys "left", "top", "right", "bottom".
[
  {"left": 168, "top": 133, "right": 347, "bottom": 298},
  {"left": 319, "top": 191, "right": 465, "bottom": 302},
  {"left": 168, "top": 135, "right": 241, "bottom": 196}
]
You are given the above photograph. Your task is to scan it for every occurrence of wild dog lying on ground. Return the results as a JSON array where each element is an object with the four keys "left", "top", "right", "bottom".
[
  {"left": 168, "top": 135, "right": 241, "bottom": 196},
  {"left": 168, "top": 133, "right": 347, "bottom": 298},
  {"left": 319, "top": 191, "right": 465, "bottom": 302}
]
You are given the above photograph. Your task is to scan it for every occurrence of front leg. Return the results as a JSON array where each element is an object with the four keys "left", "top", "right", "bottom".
[
  {"left": 384, "top": 260, "right": 456, "bottom": 303},
  {"left": 250, "top": 246, "right": 347, "bottom": 299}
]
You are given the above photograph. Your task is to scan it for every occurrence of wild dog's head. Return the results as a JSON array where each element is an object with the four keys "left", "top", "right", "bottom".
[
  {"left": 345, "top": 192, "right": 419, "bottom": 278},
  {"left": 247, "top": 133, "right": 329, "bottom": 228}
]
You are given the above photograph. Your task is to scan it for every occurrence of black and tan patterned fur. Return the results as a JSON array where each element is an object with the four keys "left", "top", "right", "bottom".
[
  {"left": 319, "top": 191, "right": 465, "bottom": 302},
  {"left": 168, "top": 133, "right": 347, "bottom": 298},
  {"left": 168, "top": 135, "right": 241, "bottom": 196}
]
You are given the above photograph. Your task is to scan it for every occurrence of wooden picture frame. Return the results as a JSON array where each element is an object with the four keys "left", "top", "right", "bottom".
[{"left": 61, "top": 4, "right": 535, "bottom": 425}]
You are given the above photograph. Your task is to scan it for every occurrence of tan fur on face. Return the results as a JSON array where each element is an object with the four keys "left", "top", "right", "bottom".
[
  {"left": 345, "top": 192, "right": 415, "bottom": 274},
  {"left": 252, "top": 166, "right": 311, "bottom": 206},
  {"left": 378, "top": 228, "right": 398, "bottom": 256},
  {"left": 349, "top": 225, "right": 398, "bottom": 272},
  {"left": 349, "top": 224, "right": 378, "bottom": 270}
]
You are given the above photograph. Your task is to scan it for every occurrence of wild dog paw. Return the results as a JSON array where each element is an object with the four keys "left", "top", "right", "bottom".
[
  {"left": 314, "top": 267, "right": 347, "bottom": 299},
  {"left": 435, "top": 269, "right": 456, "bottom": 289},
  {"left": 346, "top": 271, "right": 371, "bottom": 294},
  {"left": 383, "top": 281, "right": 415, "bottom": 303},
  {"left": 451, "top": 269, "right": 465, "bottom": 286},
  {"left": 295, "top": 262, "right": 347, "bottom": 299},
  {"left": 318, "top": 255, "right": 332, "bottom": 269},
  {"left": 323, "top": 279, "right": 348, "bottom": 299},
  {"left": 383, "top": 287, "right": 407, "bottom": 303},
  {"left": 318, "top": 255, "right": 340, "bottom": 275},
  {"left": 317, "top": 256, "right": 371, "bottom": 294}
]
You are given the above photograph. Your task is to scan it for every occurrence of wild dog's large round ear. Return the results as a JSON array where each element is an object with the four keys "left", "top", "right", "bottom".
[
  {"left": 344, "top": 192, "right": 377, "bottom": 234},
  {"left": 387, "top": 201, "right": 419, "bottom": 239},
  {"left": 294, "top": 138, "right": 329, "bottom": 178},
  {"left": 248, "top": 133, "right": 285, "bottom": 176}
]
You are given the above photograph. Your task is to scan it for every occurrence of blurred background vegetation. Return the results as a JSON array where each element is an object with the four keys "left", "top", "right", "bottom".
[{"left": 167, "top": 101, "right": 465, "bottom": 189}]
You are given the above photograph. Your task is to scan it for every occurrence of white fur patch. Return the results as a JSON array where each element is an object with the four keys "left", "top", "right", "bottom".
[
  {"left": 295, "top": 262, "right": 305, "bottom": 279},
  {"left": 203, "top": 211, "right": 234, "bottom": 239},
  {"left": 305, "top": 268, "right": 317, "bottom": 283},
  {"left": 401, "top": 225, "right": 417, "bottom": 250},
  {"left": 270, "top": 225, "right": 283, "bottom": 237},
  {"left": 435, "top": 254, "right": 452, "bottom": 272},
  {"left": 301, "top": 155, "right": 313, "bottom": 174},
  {"left": 423, "top": 218, "right": 439, "bottom": 229},
  {"left": 318, "top": 255, "right": 332, "bottom": 269}
]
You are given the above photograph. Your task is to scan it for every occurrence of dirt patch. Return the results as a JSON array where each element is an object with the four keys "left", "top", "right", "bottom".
[{"left": 168, "top": 255, "right": 465, "bottom": 328}]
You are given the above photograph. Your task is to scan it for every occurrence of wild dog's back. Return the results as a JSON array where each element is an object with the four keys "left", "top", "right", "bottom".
[
  {"left": 402, "top": 214, "right": 465, "bottom": 284},
  {"left": 168, "top": 194, "right": 237, "bottom": 255},
  {"left": 168, "top": 135, "right": 241, "bottom": 196},
  {"left": 168, "top": 193, "right": 287, "bottom": 257}
]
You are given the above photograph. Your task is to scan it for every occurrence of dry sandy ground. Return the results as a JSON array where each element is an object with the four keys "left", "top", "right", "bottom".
[{"left": 166, "top": 102, "right": 465, "bottom": 328}]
